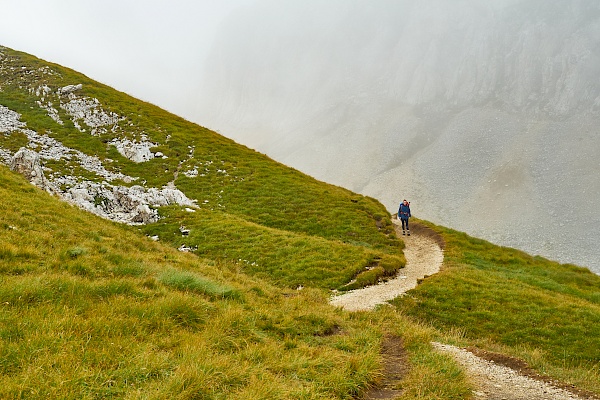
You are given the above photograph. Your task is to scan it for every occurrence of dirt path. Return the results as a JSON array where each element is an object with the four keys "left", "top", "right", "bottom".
[
  {"left": 329, "top": 221, "right": 443, "bottom": 311},
  {"left": 433, "top": 343, "right": 594, "bottom": 400},
  {"left": 329, "top": 220, "right": 596, "bottom": 399}
]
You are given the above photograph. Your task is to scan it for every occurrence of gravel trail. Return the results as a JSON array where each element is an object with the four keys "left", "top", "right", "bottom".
[
  {"left": 328, "top": 220, "right": 596, "bottom": 399},
  {"left": 329, "top": 221, "right": 443, "bottom": 311},
  {"left": 433, "top": 343, "right": 594, "bottom": 400}
]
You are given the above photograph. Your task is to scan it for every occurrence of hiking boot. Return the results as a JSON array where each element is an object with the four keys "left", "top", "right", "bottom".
[
  {"left": 402, "top": 230, "right": 406, "bottom": 235},
  {"left": 407, "top": 230, "right": 411, "bottom": 236}
]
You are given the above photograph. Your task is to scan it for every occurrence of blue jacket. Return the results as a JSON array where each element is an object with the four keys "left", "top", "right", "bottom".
[{"left": 398, "top": 203, "right": 411, "bottom": 220}]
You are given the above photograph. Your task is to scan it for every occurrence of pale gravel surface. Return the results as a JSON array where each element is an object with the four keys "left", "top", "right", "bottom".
[
  {"left": 432, "top": 342, "right": 590, "bottom": 400},
  {"left": 329, "top": 221, "right": 443, "bottom": 311},
  {"left": 329, "top": 221, "right": 594, "bottom": 399}
]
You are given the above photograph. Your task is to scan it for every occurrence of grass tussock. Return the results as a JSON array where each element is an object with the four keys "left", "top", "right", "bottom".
[{"left": 158, "top": 268, "right": 242, "bottom": 300}]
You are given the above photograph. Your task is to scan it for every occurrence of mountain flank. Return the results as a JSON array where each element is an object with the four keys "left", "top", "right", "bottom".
[
  {"left": 195, "top": 0, "right": 600, "bottom": 273},
  {"left": 0, "top": 46, "right": 599, "bottom": 399}
]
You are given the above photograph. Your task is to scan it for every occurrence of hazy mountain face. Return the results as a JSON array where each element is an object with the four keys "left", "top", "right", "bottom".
[{"left": 195, "top": 0, "right": 600, "bottom": 273}]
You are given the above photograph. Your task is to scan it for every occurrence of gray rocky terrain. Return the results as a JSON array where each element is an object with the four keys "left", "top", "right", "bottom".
[
  {"left": 195, "top": 0, "right": 600, "bottom": 273},
  {"left": 0, "top": 62, "right": 196, "bottom": 225}
]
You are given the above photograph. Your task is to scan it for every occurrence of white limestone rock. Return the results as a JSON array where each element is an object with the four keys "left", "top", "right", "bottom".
[
  {"left": 58, "top": 84, "right": 82, "bottom": 95},
  {"left": 10, "top": 148, "right": 48, "bottom": 189},
  {"left": 183, "top": 168, "right": 199, "bottom": 178},
  {"left": 59, "top": 181, "right": 196, "bottom": 225},
  {"left": 0, "top": 105, "right": 26, "bottom": 132},
  {"left": 109, "top": 138, "right": 157, "bottom": 163},
  {"left": 61, "top": 94, "right": 123, "bottom": 134}
]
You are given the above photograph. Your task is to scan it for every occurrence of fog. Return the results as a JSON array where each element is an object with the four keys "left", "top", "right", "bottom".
[
  {"left": 195, "top": 0, "right": 600, "bottom": 273},
  {"left": 0, "top": 0, "right": 249, "bottom": 118},
  {"left": 1, "top": 0, "right": 599, "bottom": 272}
]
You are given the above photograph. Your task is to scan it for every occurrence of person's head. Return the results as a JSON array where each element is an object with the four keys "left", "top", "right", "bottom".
[{"left": 403, "top": 199, "right": 408, "bottom": 205}]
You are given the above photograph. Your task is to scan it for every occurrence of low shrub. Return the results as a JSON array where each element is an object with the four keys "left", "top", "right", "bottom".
[{"left": 158, "top": 269, "right": 242, "bottom": 300}]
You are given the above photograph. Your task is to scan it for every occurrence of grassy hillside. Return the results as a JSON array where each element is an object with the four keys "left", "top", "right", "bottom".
[
  {"left": 0, "top": 165, "right": 379, "bottom": 398},
  {"left": 0, "top": 167, "right": 470, "bottom": 399},
  {"left": 1, "top": 46, "right": 599, "bottom": 399},
  {"left": 0, "top": 46, "right": 403, "bottom": 290},
  {"left": 0, "top": 46, "right": 467, "bottom": 399},
  {"left": 392, "top": 220, "right": 600, "bottom": 395}
]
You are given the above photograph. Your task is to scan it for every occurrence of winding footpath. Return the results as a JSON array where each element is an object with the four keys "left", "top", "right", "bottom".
[
  {"left": 329, "top": 221, "right": 443, "bottom": 311},
  {"left": 329, "top": 220, "right": 595, "bottom": 400}
]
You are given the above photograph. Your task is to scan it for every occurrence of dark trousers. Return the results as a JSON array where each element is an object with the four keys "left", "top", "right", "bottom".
[{"left": 401, "top": 218, "right": 409, "bottom": 230}]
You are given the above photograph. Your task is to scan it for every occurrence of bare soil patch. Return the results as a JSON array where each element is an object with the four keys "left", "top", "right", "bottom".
[{"left": 363, "top": 334, "right": 408, "bottom": 399}]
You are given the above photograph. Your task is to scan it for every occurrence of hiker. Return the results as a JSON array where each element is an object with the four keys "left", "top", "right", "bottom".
[{"left": 398, "top": 199, "right": 411, "bottom": 236}]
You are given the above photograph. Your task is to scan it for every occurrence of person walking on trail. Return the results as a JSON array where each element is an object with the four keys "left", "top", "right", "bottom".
[{"left": 398, "top": 199, "right": 411, "bottom": 236}]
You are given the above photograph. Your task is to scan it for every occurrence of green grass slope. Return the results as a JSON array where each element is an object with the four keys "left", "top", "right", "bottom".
[
  {"left": 0, "top": 166, "right": 470, "bottom": 399},
  {"left": 0, "top": 165, "right": 381, "bottom": 398},
  {"left": 1, "top": 46, "right": 599, "bottom": 399},
  {"left": 393, "top": 220, "right": 600, "bottom": 395},
  {"left": 0, "top": 46, "right": 403, "bottom": 290}
]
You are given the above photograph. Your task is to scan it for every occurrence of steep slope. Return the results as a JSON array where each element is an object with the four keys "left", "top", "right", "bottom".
[
  {"left": 0, "top": 164, "right": 387, "bottom": 398},
  {"left": 194, "top": 0, "right": 600, "bottom": 273},
  {"left": 0, "top": 46, "right": 403, "bottom": 290},
  {"left": 1, "top": 46, "right": 599, "bottom": 399}
]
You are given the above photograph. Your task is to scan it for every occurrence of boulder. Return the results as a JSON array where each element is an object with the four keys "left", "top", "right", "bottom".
[
  {"left": 10, "top": 148, "right": 47, "bottom": 188},
  {"left": 131, "top": 204, "right": 156, "bottom": 224}
]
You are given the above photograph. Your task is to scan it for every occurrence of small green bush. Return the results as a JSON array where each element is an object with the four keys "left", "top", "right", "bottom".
[
  {"left": 67, "top": 247, "right": 86, "bottom": 259},
  {"left": 159, "top": 269, "right": 242, "bottom": 300}
]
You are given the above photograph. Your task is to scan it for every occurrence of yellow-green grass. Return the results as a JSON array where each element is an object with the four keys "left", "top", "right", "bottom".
[
  {"left": 0, "top": 46, "right": 402, "bottom": 290},
  {"left": 143, "top": 207, "right": 405, "bottom": 290},
  {"left": 0, "top": 166, "right": 386, "bottom": 398},
  {"left": 0, "top": 166, "right": 470, "bottom": 399},
  {"left": 5, "top": 45, "right": 598, "bottom": 397},
  {"left": 392, "top": 219, "right": 600, "bottom": 395}
]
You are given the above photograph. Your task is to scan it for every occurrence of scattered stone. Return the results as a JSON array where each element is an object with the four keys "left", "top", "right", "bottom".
[
  {"left": 0, "top": 105, "right": 26, "bottom": 132},
  {"left": 178, "top": 244, "right": 197, "bottom": 252},
  {"left": 109, "top": 138, "right": 157, "bottom": 163},
  {"left": 0, "top": 80, "right": 199, "bottom": 228},
  {"left": 21, "top": 130, "right": 132, "bottom": 182},
  {"left": 61, "top": 94, "right": 123, "bottom": 134},
  {"left": 183, "top": 168, "right": 199, "bottom": 178},
  {"left": 57, "top": 84, "right": 82, "bottom": 94}
]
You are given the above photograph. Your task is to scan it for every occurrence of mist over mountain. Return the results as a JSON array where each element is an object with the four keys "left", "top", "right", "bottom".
[{"left": 195, "top": 0, "right": 600, "bottom": 273}]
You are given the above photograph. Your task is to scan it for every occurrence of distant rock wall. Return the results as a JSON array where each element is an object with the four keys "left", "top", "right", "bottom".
[{"left": 195, "top": 0, "right": 600, "bottom": 272}]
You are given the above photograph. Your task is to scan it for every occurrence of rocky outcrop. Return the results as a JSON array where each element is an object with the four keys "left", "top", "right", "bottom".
[
  {"left": 0, "top": 102, "right": 196, "bottom": 225},
  {"left": 60, "top": 93, "right": 123, "bottom": 135},
  {"left": 109, "top": 138, "right": 157, "bottom": 163},
  {"left": 57, "top": 84, "right": 82, "bottom": 95},
  {"left": 10, "top": 148, "right": 48, "bottom": 189},
  {"left": 0, "top": 105, "right": 26, "bottom": 132},
  {"left": 62, "top": 182, "right": 196, "bottom": 224}
]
